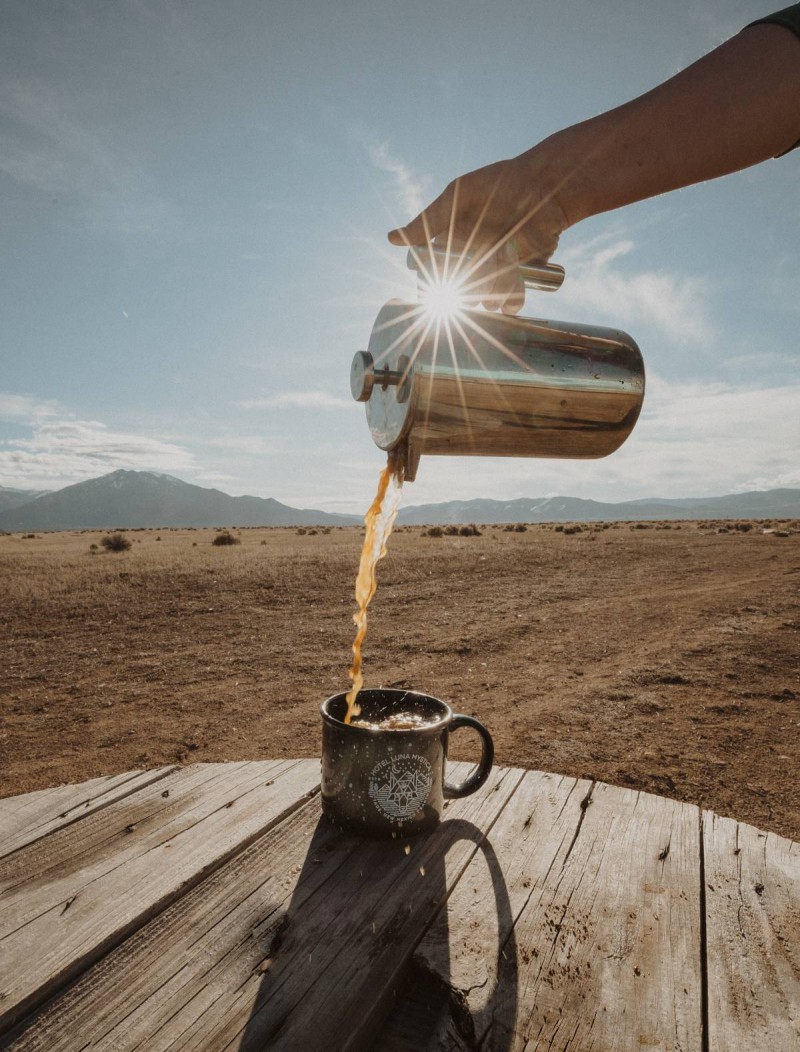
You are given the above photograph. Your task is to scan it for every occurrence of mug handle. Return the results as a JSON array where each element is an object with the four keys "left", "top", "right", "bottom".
[{"left": 443, "top": 714, "right": 495, "bottom": 798}]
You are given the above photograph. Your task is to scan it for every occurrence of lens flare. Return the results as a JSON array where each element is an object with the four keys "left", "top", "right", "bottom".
[{"left": 418, "top": 276, "right": 467, "bottom": 320}]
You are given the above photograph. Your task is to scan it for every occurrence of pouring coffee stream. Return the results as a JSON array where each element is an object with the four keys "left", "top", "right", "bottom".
[
  {"left": 343, "top": 451, "right": 404, "bottom": 725},
  {"left": 344, "top": 247, "right": 645, "bottom": 722}
]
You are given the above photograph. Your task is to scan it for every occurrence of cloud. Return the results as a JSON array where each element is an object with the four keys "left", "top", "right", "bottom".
[
  {"left": 634, "top": 373, "right": 800, "bottom": 491},
  {"left": 239, "top": 391, "right": 355, "bottom": 411},
  {"left": 0, "top": 394, "right": 197, "bottom": 489},
  {"left": 366, "top": 141, "right": 426, "bottom": 218},
  {"left": 0, "top": 76, "right": 113, "bottom": 198},
  {"left": 199, "top": 435, "right": 274, "bottom": 454},
  {"left": 0, "top": 392, "right": 61, "bottom": 424},
  {"left": 193, "top": 472, "right": 237, "bottom": 485},
  {"left": 555, "top": 235, "right": 714, "bottom": 345},
  {"left": 0, "top": 73, "right": 169, "bottom": 237}
]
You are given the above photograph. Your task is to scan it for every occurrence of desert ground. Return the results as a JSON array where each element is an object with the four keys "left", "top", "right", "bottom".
[{"left": 1, "top": 519, "right": 798, "bottom": 841}]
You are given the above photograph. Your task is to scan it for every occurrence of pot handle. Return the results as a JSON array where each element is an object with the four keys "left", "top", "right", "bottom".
[{"left": 443, "top": 714, "right": 495, "bottom": 798}]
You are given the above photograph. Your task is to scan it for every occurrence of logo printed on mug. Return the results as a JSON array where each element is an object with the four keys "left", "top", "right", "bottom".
[{"left": 368, "top": 755, "right": 433, "bottom": 820}]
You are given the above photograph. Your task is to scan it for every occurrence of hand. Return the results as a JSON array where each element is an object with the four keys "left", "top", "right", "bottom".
[{"left": 388, "top": 148, "right": 570, "bottom": 314}]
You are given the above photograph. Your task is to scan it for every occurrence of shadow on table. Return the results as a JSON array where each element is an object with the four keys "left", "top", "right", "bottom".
[{"left": 236, "top": 814, "right": 517, "bottom": 1051}]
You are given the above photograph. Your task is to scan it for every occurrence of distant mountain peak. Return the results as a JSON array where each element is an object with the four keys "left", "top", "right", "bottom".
[
  {"left": 0, "top": 469, "right": 358, "bottom": 531},
  {"left": 0, "top": 484, "right": 52, "bottom": 514},
  {"left": 98, "top": 468, "right": 185, "bottom": 485}
]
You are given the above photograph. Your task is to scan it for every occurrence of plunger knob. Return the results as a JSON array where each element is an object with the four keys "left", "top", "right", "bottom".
[{"left": 350, "top": 351, "right": 374, "bottom": 402}]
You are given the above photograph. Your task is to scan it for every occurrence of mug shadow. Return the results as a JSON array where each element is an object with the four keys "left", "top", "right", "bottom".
[{"left": 236, "top": 813, "right": 517, "bottom": 1051}]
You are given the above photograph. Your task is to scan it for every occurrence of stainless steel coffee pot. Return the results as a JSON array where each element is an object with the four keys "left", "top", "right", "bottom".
[{"left": 350, "top": 247, "right": 644, "bottom": 481}]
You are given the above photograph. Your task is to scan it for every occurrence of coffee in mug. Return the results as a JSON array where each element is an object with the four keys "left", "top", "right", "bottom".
[{"left": 320, "top": 688, "right": 494, "bottom": 837}]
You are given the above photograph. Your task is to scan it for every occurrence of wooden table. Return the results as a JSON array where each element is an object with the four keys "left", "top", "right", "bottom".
[{"left": 0, "top": 760, "right": 797, "bottom": 1051}]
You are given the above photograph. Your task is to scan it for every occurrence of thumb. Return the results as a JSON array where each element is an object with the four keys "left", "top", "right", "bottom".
[{"left": 387, "top": 182, "right": 455, "bottom": 247}]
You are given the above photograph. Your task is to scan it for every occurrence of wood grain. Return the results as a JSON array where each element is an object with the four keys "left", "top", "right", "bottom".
[
  {"left": 377, "top": 773, "right": 703, "bottom": 1051},
  {"left": 5, "top": 763, "right": 800, "bottom": 1052},
  {"left": 0, "top": 767, "right": 177, "bottom": 859},
  {"left": 704, "top": 810, "right": 800, "bottom": 1051},
  {"left": 5, "top": 763, "right": 523, "bottom": 1051},
  {"left": 0, "top": 759, "right": 318, "bottom": 1036}
]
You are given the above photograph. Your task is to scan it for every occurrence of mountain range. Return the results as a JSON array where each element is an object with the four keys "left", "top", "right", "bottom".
[
  {"left": 0, "top": 471, "right": 359, "bottom": 530},
  {"left": 0, "top": 470, "right": 798, "bottom": 532},
  {"left": 395, "top": 489, "right": 800, "bottom": 525},
  {"left": 0, "top": 485, "right": 51, "bottom": 513}
]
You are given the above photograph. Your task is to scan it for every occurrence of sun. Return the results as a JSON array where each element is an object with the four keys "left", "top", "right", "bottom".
[{"left": 418, "top": 275, "right": 468, "bottom": 320}]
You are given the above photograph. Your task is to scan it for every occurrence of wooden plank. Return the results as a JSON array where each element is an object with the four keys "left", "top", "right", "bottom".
[
  {"left": 0, "top": 773, "right": 148, "bottom": 847},
  {"left": 704, "top": 811, "right": 800, "bottom": 1051},
  {"left": 4, "top": 763, "right": 524, "bottom": 1051},
  {"left": 0, "top": 759, "right": 319, "bottom": 1036},
  {"left": 375, "top": 768, "right": 588, "bottom": 1052},
  {"left": 0, "top": 767, "right": 177, "bottom": 859},
  {"left": 377, "top": 774, "right": 703, "bottom": 1052}
]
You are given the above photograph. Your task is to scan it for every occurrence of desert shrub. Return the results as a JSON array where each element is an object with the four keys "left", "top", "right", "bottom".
[
  {"left": 308, "top": 529, "right": 318, "bottom": 536},
  {"left": 425, "top": 526, "right": 444, "bottom": 537},
  {"left": 563, "top": 525, "right": 581, "bottom": 535},
  {"left": 212, "top": 530, "right": 239, "bottom": 546},
  {"left": 297, "top": 528, "right": 307, "bottom": 535},
  {"left": 513, "top": 523, "right": 527, "bottom": 533},
  {"left": 444, "top": 525, "right": 459, "bottom": 536},
  {"left": 260, "top": 540, "right": 267, "bottom": 545},
  {"left": 89, "top": 543, "right": 99, "bottom": 552},
  {"left": 192, "top": 542, "right": 197, "bottom": 547},
  {"left": 459, "top": 524, "right": 482, "bottom": 536},
  {"left": 100, "top": 533, "right": 132, "bottom": 553},
  {"left": 735, "top": 522, "right": 753, "bottom": 532},
  {"left": 554, "top": 524, "right": 564, "bottom": 532}
]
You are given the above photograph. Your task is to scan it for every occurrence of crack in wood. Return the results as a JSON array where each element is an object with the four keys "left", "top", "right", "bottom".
[
  {"left": 699, "top": 811, "right": 710, "bottom": 1052},
  {"left": 255, "top": 913, "right": 289, "bottom": 974},
  {"left": 734, "top": 825, "right": 748, "bottom": 940},
  {"left": 560, "top": 782, "right": 595, "bottom": 870}
]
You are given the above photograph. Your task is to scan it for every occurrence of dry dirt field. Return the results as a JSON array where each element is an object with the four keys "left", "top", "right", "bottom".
[{"left": 1, "top": 520, "right": 799, "bottom": 840}]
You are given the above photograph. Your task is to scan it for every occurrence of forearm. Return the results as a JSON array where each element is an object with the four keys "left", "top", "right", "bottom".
[{"left": 545, "top": 24, "right": 800, "bottom": 227}]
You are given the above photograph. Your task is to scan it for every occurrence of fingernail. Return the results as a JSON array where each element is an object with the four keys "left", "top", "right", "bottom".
[{"left": 387, "top": 229, "right": 403, "bottom": 244}]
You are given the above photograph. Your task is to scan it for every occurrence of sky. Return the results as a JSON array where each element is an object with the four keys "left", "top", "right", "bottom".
[{"left": 1, "top": 0, "right": 798, "bottom": 512}]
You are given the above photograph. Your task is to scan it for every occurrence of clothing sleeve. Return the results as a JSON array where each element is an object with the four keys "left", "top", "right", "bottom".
[
  {"left": 747, "top": 3, "right": 800, "bottom": 38},
  {"left": 745, "top": 5, "right": 800, "bottom": 154}
]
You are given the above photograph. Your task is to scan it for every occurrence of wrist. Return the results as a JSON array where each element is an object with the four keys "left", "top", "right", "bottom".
[{"left": 514, "top": 132, "right": 582, "bottom": 233}]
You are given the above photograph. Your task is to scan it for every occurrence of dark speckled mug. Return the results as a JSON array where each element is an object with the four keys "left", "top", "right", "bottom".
[{"left": 320, "top": 688, "right": 494, "bottom": 837}]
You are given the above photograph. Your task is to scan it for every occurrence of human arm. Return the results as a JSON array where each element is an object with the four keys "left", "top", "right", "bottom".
[{"left": 388, "top": 11, "right": 800, "bottom": 313}]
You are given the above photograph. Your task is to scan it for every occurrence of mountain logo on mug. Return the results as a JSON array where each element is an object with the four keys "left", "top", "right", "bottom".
[{"left": 368, "top": 755, "right": 434, "bottom": 820}]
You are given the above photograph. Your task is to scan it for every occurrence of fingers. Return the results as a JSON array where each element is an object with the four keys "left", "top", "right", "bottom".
[
  {"left": 475, "top": 243, "right": 525, "bottom": 314},
  {"left": 388, "top": 181, "right": 456, "bottom": 248},
  {"left": 496, "top": 241, "right": 525, "bottom": 314},
  {"left": 385, "top": 159, "right": 550, "bottom": 315}
]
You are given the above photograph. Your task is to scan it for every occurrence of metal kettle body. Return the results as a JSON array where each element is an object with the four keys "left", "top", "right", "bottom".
[{"left": 351, "top": 298, "right": 645, "bottom": 482}]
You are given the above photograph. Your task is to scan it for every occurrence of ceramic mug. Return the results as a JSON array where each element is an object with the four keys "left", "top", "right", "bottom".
[{"left": 320, "top": 688, "right": 494, "bottom": 837}]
